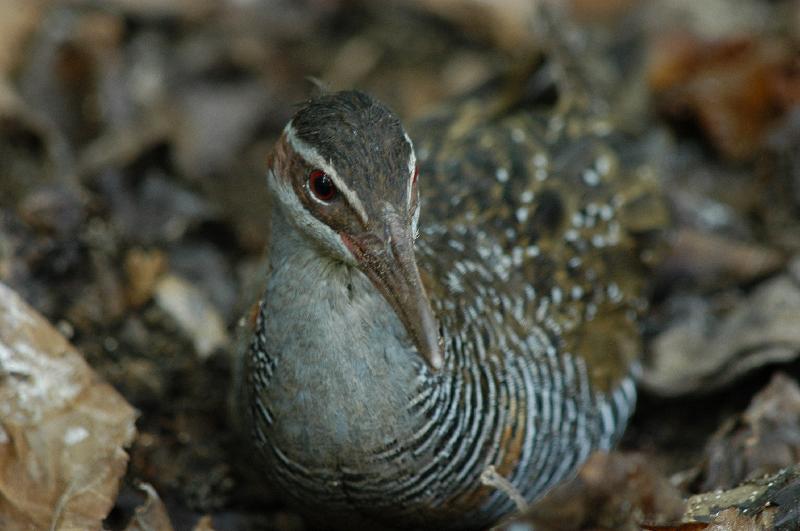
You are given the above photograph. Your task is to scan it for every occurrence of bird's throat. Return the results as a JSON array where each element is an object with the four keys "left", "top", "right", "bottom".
[{"left": 258, "top": 210, "right": 424, "bottom": 465}]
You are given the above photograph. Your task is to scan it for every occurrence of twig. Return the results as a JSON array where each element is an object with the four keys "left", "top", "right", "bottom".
[{"left": 480, "top": 465, "right": 529, "bottom": 513}]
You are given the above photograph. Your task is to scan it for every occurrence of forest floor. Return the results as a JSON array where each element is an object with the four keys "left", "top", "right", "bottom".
[{"left": 1, "top": 1, "right": 799, "bottom": 530}]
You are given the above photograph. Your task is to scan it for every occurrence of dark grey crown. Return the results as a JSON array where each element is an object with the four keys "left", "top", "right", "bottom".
[{"left": 291, "top": 91, "right": 414, "bottom": 216}]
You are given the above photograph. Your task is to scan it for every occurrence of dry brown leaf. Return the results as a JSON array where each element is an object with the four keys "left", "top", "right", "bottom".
[
  {"left": 643, "top": 262, "right": 800, "bottom": 396},
  {"left": 684, "top": 466, "right": 800, "bottom": 528},
  {"left": 641, "top": 524, "right": 709, "bottom": 531},
  {"left": 124, "top": 483, "right": 175, "bottom": 531},
  {"left": 705, "top": 507, "right": 777, "bottom": 531},
  {"left": 0, "top": 0, "right": 46, "bottom": 76},
  {"left": 125, "top": 248, "right": 167, "bottom": 308},
  {"left": 649, "top": 32, "right": 800, "bottom": 160},
  {"left": 408, "top": 0, "right": 539, "bottom": 52},
  {"left": 153, "top": 274, "right": 229, "bottom": 359},
  {"left": 520, "top": 451, "right": 685, "bottom": 530},
  {"left": 660, "top": 228, "right": 785, "bottom": 290},
  {"left": 0, "top": 282, "right": 137, "bottom": 530},
  {"left": 193, "top": 514, "right": 216, "bottom": 531},
  {"left": 701, "top": 373, "right": 800, "bottom": 491}
]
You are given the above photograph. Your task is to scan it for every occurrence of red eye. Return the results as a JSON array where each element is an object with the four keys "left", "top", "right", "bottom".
[{"left": 308, "top": 169, "right": 337, "bottom": 202}]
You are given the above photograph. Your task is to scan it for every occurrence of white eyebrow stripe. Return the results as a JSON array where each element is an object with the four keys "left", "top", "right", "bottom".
[
  {"left": 284, "top": 121, "right": 369, "bottom": 225},
  {"left": 404, "top": 132, "right": 417, "bottom": 209}
]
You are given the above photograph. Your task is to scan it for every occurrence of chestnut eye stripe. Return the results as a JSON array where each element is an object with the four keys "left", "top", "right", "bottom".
[{"left": 284, "top": 121, "right": 369, "bottom": 225}]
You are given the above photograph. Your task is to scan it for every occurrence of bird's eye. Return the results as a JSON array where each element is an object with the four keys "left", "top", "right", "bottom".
[{"left": 308, "top": 169, "right": 337, "bottom": 202}]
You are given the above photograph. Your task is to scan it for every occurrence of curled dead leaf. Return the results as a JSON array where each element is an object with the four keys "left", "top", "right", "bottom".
[
  {"left": 644, "top": 262, "right": 800, "bottom": 396},
  {"left": 0, "top": 282, "right": 137, "bottom": 530},
  {"left": 124, "top": 483, "right": 174, "bottom": 531},
  {"left": 701, "top": 373, "right": 800, "bottom": 492}
]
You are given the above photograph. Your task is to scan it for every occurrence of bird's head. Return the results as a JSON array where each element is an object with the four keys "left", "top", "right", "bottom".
[{"left": 267, "top": 90, "right": 442, "bottom": 370}]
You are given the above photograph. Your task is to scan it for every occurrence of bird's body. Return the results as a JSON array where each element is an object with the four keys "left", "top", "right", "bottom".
[{"left": 234, "top": 59, "right": 666, "bottom": 530}]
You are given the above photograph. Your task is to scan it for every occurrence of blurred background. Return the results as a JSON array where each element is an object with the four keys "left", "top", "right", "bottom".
[{"left": 0, "top": 0, "right": 799, "bottom": 529}]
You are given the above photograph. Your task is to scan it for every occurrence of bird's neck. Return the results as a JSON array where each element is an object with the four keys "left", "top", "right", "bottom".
[{"left": 259, "top": 207, "right": 425, "bottom": 460}]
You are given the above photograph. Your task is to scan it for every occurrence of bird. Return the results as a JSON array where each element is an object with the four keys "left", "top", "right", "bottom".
[{"left": 231, "top": 54, "right": 667, "bottom": 530}]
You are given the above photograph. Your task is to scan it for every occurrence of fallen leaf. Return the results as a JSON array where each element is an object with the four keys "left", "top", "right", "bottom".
[
  {"left": 705, "top": 507, "right": 776, "bottom": 531},
  {"left": 649, "top": 32, "right": 800, "bottom": 160},
  {"left": 683, "top": 466, "right": 800, "bottom": 528},
  {"left": 643, "top": 260, "right": 800, "bottom": 396},
  {"left": 701, "top": 373, "right": 800, "bottom": 491},
  {"left": 659, "top": 228, "right": 785, "bottom": 290},
  {"left": 641, "top": 524, "right": 708, "bottom": 531},
  {"left": 0, "top": 282, "right": 137, "bottom": 530},
  {"left": 193, "top": 514, "right": 216, "bottom": 531},
  {"left": 408, "top": 0, "right": 540, "bottom": 52},
  {"left": 519, "top": 451, "right": 685, "bottom": 530},
  {"left": 154, "top": 274, "right": 229, "bottom": 359},
  {"left": 0, "top": 0, "right": 45, "bottom": 77},
  {"left": 125, "top": 248, "right": 167, "bottom": 308},
  {"left": 124, "top": 483, "right": 175, "bottom": 531}
]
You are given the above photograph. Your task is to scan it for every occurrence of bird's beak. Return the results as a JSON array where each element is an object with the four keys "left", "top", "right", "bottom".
[{"left": 340, "top": 211, "right": 443, "bottom": 371}]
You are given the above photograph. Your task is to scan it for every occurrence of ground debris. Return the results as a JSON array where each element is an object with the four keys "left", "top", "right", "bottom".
[
  {"left": 504, "top": 451, "right": 685, "bottom": 531},
  {"left": 0, "top": 282, "right": 137, "bottom": 530},
  {"left": 154, "top": 274, "right": 229, "bottom": 359},
  {"left": 124, "top": 483, "right": 175, "bottom": 531},
  {"left": 688, "top": 467, "right": 799, "bottom": 530},
  {"left": 700, "top": 373, "right": 800, "bottom": 492},
  {"left": 643, "top": 262, "right": 800, "bottom": 396},
  {"left": 659, "top": 228, "right": 785, "bottom": 291},
  {"left": 124, "top": 247, "right": 168, "bottom": 309},
  {"left": 642, "top": 466, "right": 800, "bottom": 530},
  {"left": 649, "top": 31, "right": 800, "bottom": 160}
]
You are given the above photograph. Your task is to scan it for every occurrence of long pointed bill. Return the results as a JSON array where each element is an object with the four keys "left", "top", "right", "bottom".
[{"left": 341, "top": 217, "right": 443, "bottom": 371}]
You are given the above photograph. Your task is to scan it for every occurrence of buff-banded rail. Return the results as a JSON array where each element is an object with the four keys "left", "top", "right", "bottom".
[{"left": 231, "top": 53, "right": 667, "bottom": 530}]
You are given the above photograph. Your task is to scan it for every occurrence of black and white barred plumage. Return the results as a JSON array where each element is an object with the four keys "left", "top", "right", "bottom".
[{"left": 234, "top": 64, "right": 666, "bottom": 530}]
